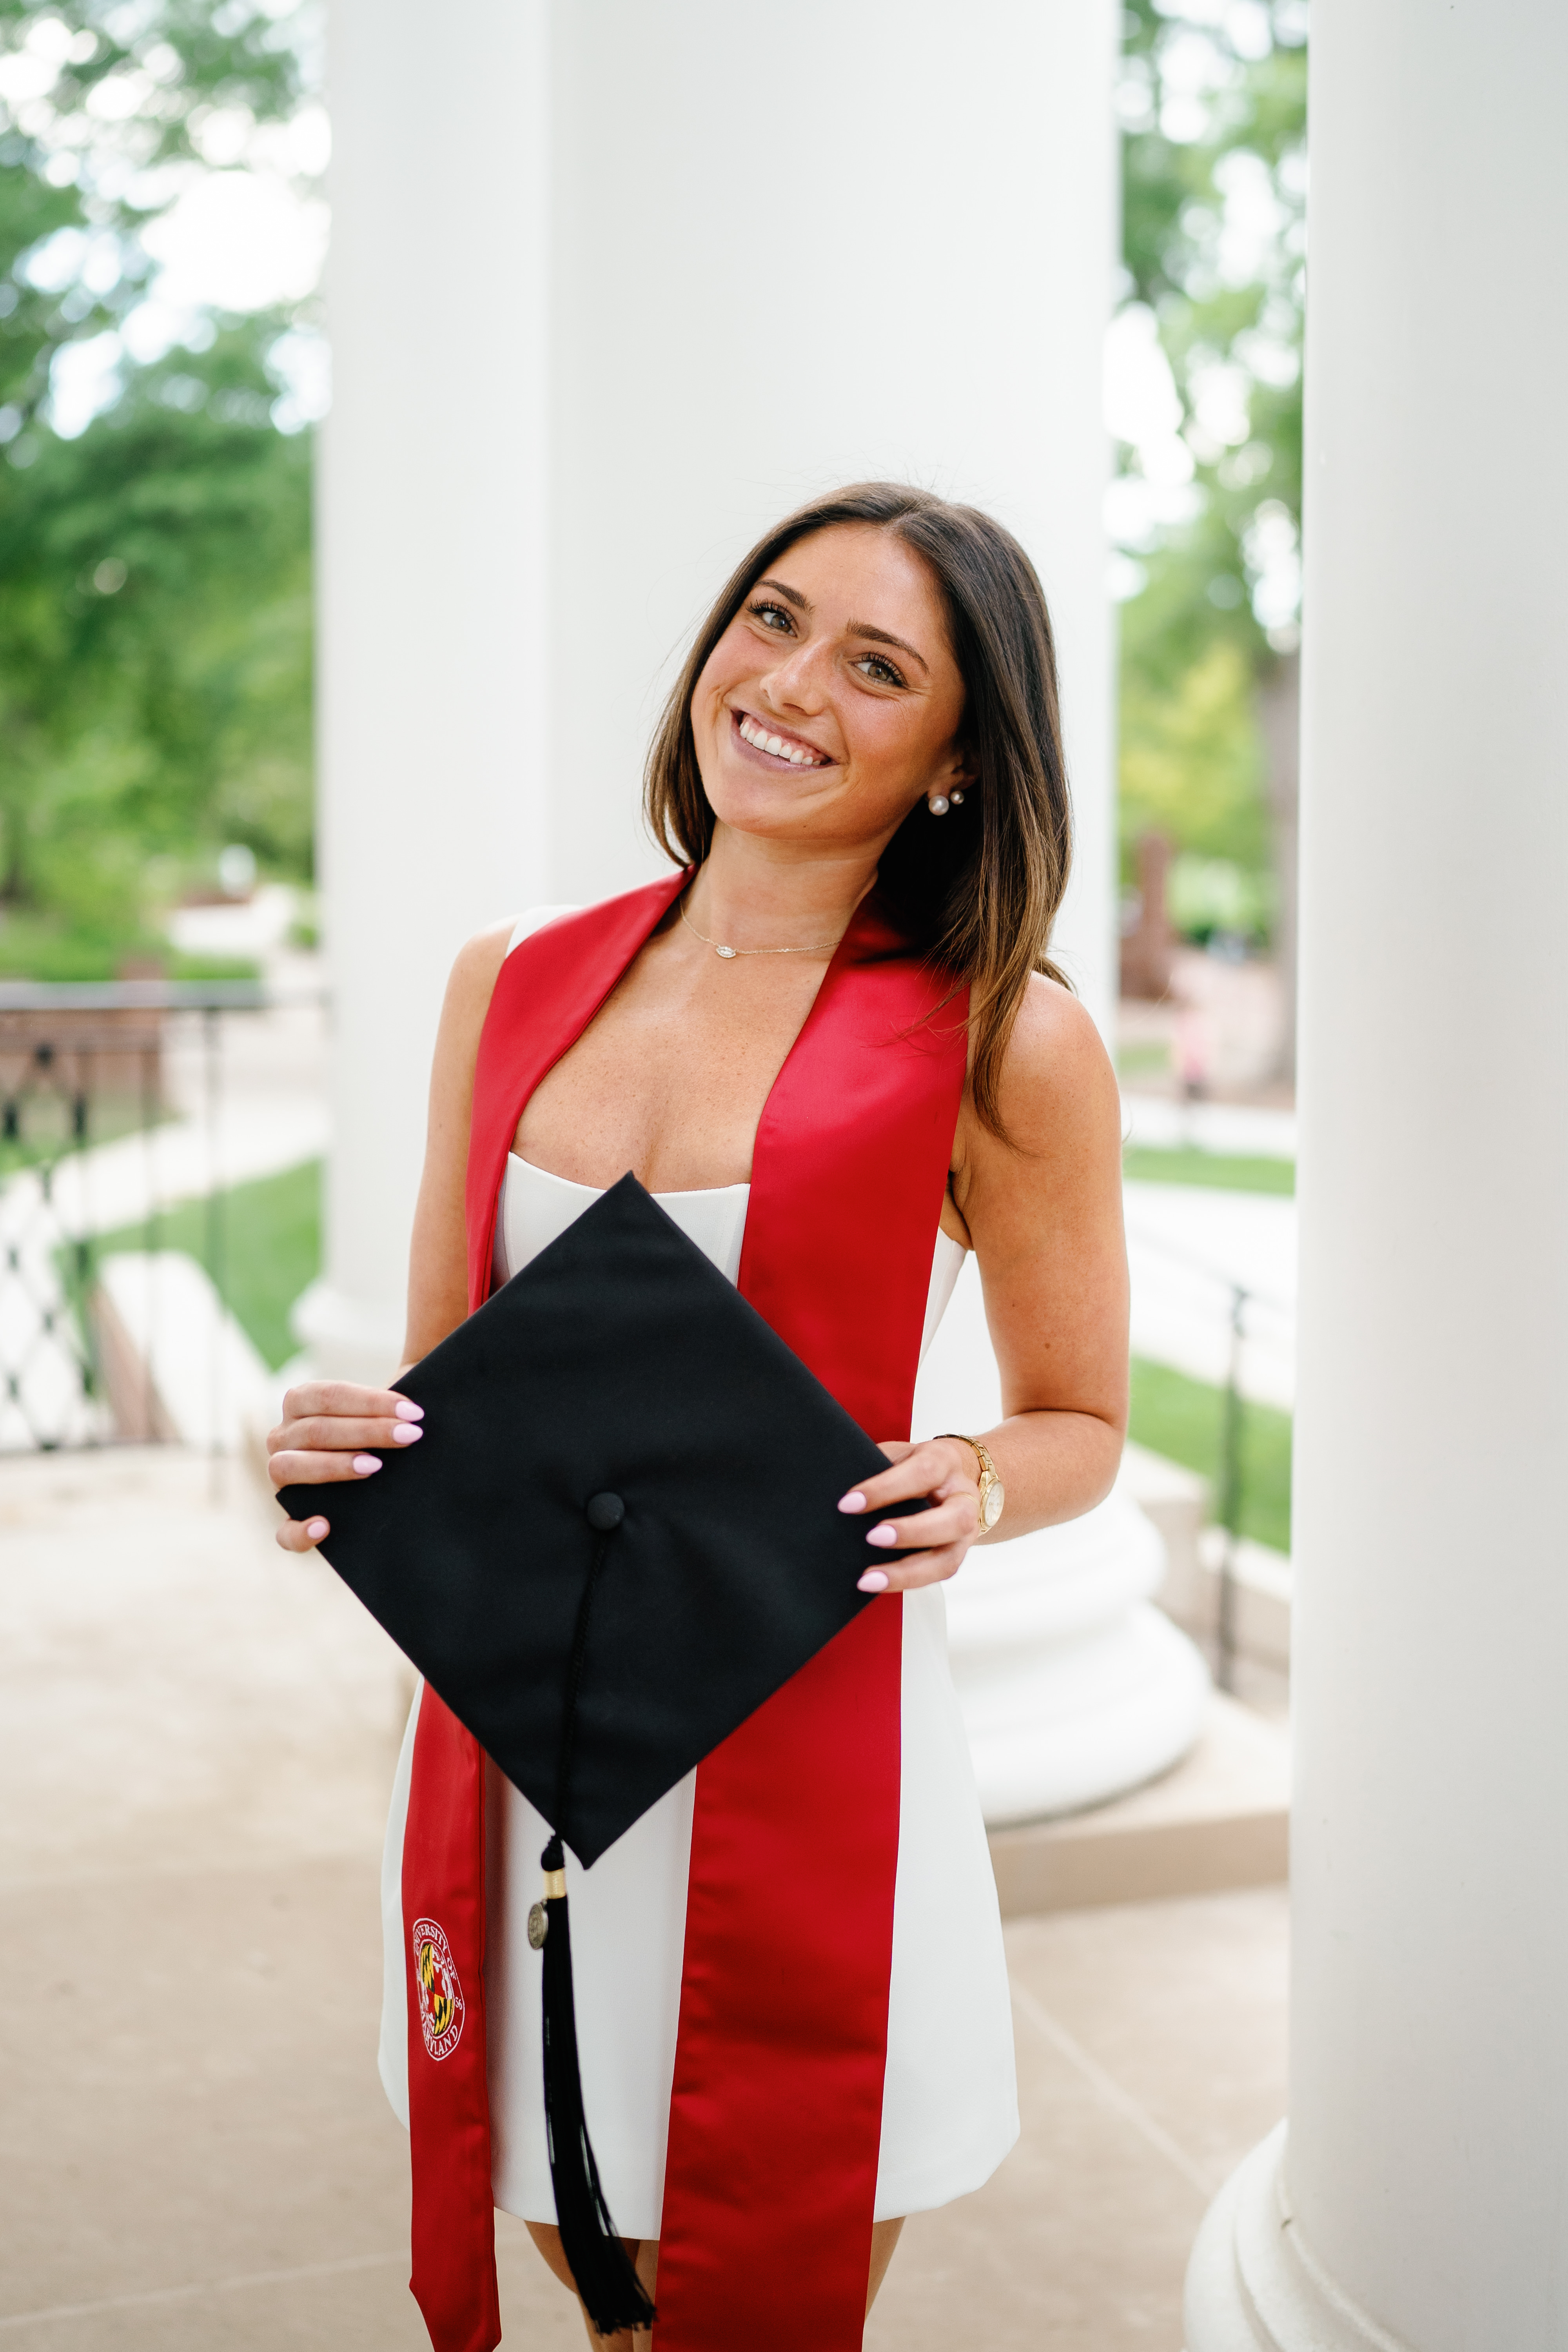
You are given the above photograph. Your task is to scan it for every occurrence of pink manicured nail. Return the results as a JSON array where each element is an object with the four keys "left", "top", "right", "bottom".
[
  {"left": 392, "top": 1422, "right": 423, "bottom": 1445},
  {"left": 394, "top": 1399, "right": 424, "bottom": 1421},
  {"left": 837, "top": 1491, "right": 867, "bottom": 1514},
  {"left": 858, "top": 1569, "right": 889, "bottom": 1593},
  {"left": 306, "top": 1518, "right": 328, "bottom": 1541},
  {"left": 352, "top": 1454, "right": 382, "bottom": 1475},
  {"left": 866, "top": 1523, "right": 899, "bottom": 1548}
]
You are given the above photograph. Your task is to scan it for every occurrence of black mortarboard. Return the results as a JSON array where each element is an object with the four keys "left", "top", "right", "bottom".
[{"left": 278, "top": 1173, "right": 920, "bottom": 2331}]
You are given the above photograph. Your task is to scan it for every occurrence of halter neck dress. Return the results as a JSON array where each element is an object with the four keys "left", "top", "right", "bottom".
[{"left": 377, "top": 921, "right": 1018, "bottom": 2239}]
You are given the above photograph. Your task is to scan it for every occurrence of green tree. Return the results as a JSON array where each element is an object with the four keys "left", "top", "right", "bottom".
[
  {"left": 0, "top": 1, "right": 316, "bottom": 973},
  {"left": 1115, "top": 0, "right": 1306, "bottom": 1038}
]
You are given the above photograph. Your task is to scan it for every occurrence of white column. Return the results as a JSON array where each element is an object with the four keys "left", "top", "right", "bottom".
[
  {"left": 310, "top": 0, "right": 1122, "bottom": 1380},
  {"left": 542, "top": 2, "right": 1120, "bottom": 1031},
  {"left": 1185, "top": 5, "right": 1568, "bottom": 2347},
  {"left": 306, "top": 0, "right": 553, "bottom": 1377}
]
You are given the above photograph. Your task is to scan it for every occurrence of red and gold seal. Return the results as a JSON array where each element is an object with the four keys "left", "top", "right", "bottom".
[{"left": 412, "top": 1916, "right": 465, "bottom": 2061}]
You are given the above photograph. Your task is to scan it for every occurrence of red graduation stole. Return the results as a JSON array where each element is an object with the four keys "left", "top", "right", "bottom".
[{"left": 401, "top": 873, "right": 967, "bottom": 2350}]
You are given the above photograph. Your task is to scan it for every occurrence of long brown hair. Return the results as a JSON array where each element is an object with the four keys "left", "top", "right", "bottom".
[{"left": 644, "top": 483, "right": 1073, "bottom": 1138}]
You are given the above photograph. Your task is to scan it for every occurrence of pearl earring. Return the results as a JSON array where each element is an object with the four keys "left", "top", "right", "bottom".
[
  {"left": 927, "top": 793, "right": 951, "bottom": 816},
  {"left": 950, "top": 788, "right": 965, "bottom": 805}
]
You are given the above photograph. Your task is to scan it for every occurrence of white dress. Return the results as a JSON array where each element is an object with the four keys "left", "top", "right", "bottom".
[{"left": 378, "top": 946, "right": 1018, "bottom": 2237}]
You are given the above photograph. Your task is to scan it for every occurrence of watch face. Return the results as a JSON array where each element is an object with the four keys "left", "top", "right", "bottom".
[{"left": 980, "top": 1480, "right": 1005, "bottom": 1531}]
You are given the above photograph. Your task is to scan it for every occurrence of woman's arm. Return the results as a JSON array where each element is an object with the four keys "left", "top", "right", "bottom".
[
  {"left": 267, "top": 922, "right": 513, "bottom": 1552},
  {"left": 401, "top": 922, "right": 514, "bottom": 1364},
  {"left": 838, "top": 975, "right": 1129, "bottom": 1589}
]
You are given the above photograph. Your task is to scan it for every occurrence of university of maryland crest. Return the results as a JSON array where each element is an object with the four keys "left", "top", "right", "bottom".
[{"left": 411, "top": 1916, "right": 465, "bottom": 2061}]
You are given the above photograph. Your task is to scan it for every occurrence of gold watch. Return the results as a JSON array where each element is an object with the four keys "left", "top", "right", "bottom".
[{"left": 939, "top": 1434, "right": 1005, "bottom": 1533}]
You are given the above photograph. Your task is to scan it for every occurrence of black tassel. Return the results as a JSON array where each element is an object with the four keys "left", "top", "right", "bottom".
[
  {"left": 538, "top": 1834, "right": 655, "bottom": 2335},
  {"left": 533, "top": 1491, "right": 655, "bottom": 2337}
]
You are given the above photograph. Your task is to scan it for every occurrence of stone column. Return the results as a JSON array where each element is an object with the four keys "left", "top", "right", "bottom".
[
  {"left": 310, "top": 0, "right": 1123, "bottom": 1380},
  {"left": 1185, "top": 4, "right": 1568, "bottom": 2346},
  {"left": 305, "top": 0, "right": 553, "bottom": 1379}
]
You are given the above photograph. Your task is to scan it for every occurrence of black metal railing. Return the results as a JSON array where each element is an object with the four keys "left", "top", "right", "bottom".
[
  {"left": 1121, "top": 1215, "right": 1295, "bottom": 1690},
  {"left": 0, "top": 980, "right": 270, "bottom": 1452}
]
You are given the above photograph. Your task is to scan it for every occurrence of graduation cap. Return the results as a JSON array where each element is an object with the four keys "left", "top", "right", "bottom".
[{"left": 278, "top": 1173, "right": 921, "bottom": 2332}]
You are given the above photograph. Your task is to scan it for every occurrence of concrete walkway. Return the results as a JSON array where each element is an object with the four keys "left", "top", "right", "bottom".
[{"left": 0, "top": 1447, "right": 1287, "bottom": 2349}]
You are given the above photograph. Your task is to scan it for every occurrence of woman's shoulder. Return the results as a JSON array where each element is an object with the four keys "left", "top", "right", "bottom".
[
  {"left": 1004, "top": 969, "right": 1109, "bottom": 1067},
  {"left": 445, "top": 903, "right": 584, "bottom": 1013},
  {"left": 439, "top": 903, "right": 591, "bottom": 1065},
  {"left": 982, "top": 973, "right": 1120, "bottom": 1156},
  {"left": 443, "top": 919, "right": 513, "bottom": 1020}
]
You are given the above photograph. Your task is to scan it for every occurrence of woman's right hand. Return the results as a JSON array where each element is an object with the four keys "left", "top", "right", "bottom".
[{"left": 267, "top": 1381, "right": 425, "bottom": 1552}]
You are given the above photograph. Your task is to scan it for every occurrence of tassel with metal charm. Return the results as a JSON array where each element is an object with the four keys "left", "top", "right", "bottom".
[
  {"left": 529, "top": 1493, "right": 656, "bottom": 2337},
  {"left": 530, "top": 1838, "right": 653, "bottom": 2334}
]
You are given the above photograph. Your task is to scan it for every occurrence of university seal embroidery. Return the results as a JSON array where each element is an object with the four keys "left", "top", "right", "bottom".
[{"left": 412, "top": 1916, "right": 465, "bottom": 2061}]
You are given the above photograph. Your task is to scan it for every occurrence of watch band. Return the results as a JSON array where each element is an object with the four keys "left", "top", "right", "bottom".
[{"left": 937, "top": 1432, "right": 1005, "bottom": 1532}]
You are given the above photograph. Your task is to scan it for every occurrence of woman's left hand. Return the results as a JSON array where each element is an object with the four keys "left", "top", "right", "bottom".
[{"left": 837, "top": 1438, "right": 984, "bottom": 1592}]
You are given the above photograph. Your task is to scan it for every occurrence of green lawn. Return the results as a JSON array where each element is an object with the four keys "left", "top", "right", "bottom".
[
  {"left": 94, "top": 1158, "right": 321, "bottom": 1370},
  {"left": 1128, "top": 1354, "right": 1292, "bottom": 1553},
  {"left": 1123, "top": 1144, "right": 1295, "bottom": 1196}
]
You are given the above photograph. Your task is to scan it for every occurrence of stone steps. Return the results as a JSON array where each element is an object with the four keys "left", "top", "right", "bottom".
[{"left": 989, "top": 1691, "right": 1290, "bottom": 1918}]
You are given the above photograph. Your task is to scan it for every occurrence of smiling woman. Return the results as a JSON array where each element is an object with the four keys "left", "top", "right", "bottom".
[
  {"left": 646, "top": 481, "right": 1074, "bottom": 1138},
  {"left": 267, "top": 481, "right": 1129, "bottom": 2350}
]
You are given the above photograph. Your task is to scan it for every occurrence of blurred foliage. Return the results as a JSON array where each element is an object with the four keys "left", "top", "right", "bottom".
[
  {"left": 1120, "top": 634, "right": 1264, "bottom": 865},
  {"left": 0, "top": 0, "right": 314, "bottom": 975},
  {"left": 0, "top": 326, "right": 312, "bottom": 940},
  {"left": 1166, "top": 848, "right": 1274, "bottom": 942},
  {"left": 1116, "top": 0, "right": 1307, "bottom": 927}
]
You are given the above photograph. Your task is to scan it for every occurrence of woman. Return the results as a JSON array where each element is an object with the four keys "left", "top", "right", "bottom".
[{"left": 269, "top": 482, "right": 1128, "bottom": 2349}]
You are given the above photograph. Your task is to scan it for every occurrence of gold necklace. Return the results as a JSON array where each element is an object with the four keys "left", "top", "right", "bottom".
[{"left": 678, "top": 892, "right": 843, "bottom": 961}]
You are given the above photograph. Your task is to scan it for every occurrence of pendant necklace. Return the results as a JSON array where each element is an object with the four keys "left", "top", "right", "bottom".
[{"left": 679, "top": 892, "right": 843, "bottom": 962}]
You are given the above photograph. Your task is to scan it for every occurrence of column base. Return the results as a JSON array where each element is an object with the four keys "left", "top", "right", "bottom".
[
  {"left": 1184, "top": 2125, "right": 1412, "bottom": 2352},
  {"left": 947, "top": 1486, "right": 1211, "bottom": 1822}
]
